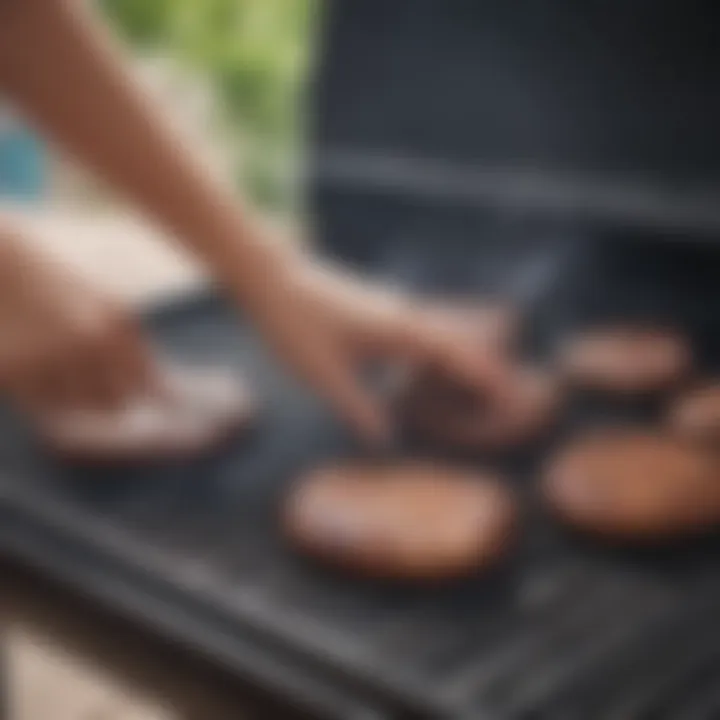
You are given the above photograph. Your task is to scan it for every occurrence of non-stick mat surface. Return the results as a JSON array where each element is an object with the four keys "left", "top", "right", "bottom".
[{"left": 0, "top": 233, "right": 718, "bottom": 720}]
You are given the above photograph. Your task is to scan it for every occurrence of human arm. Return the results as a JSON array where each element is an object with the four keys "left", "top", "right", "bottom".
[
  {"left": 0, "top": 0, "right": 501, "bottom": 442},
  {"left": 0, "top": 213, "right": 154, "bottom": 412}
]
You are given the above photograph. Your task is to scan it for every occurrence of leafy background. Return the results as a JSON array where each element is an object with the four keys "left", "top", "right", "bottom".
[{"left": 101, "top": 0, "right": 319, "bottom": 210}]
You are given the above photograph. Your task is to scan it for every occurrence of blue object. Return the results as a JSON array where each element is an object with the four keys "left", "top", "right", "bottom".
[{"left": 0, "top": 124, "right": 46, "bottom": 201}]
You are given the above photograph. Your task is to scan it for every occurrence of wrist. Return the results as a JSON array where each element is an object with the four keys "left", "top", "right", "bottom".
[{"left": 200, "top": 208, "right": 303, "bottom": 309}]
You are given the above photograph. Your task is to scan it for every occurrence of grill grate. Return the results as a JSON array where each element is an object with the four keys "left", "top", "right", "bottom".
[{"left": 0, "top": 231, "right": 719, "bottom": 719}]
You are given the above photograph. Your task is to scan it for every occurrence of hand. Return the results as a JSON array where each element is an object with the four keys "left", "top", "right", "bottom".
[
  {"left": 242, "top": 253, "right": 508, "bottom": 444},
  {"left": 0, "top": 223, "right": 157, "bottom": 414},
  {"left": 0, "top": 0, "right": 500, "bottom": 439}
]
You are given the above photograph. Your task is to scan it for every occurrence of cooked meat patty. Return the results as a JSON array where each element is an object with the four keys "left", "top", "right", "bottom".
[
  {"left": 398, "top": 366, "right": 560, "bottom": 452},
  {"left": 544, "top": 430, "right": 720, "bottom": 541},
  {"left": 559, "top": 327, "right": 691, "bottom": 394},
  {"left": 40, "top": 363, "right": 254, "bottom": 463},
  {"left": 668, "top": 383, "right": 720, "bottom": 446},
  {"left": 284, "top": 461, "right": 516, "bottom": 580}
]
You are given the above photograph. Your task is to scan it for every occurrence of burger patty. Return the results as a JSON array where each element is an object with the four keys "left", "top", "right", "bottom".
[
  {"left": 40, "top": 363, "right": 255, "bottom": 464},
  {"left": 397, "top": 366, "right": 560, "bottom": 452},
  {"left": 283, "top": 461, "right": 516, "bottom": 580},
  {"left": 558, "top": 326, "right": 691, "bottom": 395},
  {"left": 543, "top": 430, "right": 720, "bottom": 541},
  {"left": 668, "top": 383, "right": 720, "bottom": 446}
]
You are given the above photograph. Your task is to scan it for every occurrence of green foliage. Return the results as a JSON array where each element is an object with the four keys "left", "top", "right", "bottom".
[
  {"left": 99, "top": 0, "right": 177, "bottom": 45},
  {"left": 101, "top": 0, "right": 319, "bottom": 208}
]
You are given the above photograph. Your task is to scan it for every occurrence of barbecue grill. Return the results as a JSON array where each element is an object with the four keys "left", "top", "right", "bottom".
[{"left": 1, "top": 2, "right": 720, "bottom": 718}]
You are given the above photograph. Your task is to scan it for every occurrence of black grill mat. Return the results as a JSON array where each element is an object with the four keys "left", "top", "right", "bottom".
[{"left": 0, "top": 230, "right": 719, "bottom": 720}]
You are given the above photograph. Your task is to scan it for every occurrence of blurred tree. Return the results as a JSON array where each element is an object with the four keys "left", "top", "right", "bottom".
[{"left": 101, "top": 0, "right": 318, "bottom": 209}]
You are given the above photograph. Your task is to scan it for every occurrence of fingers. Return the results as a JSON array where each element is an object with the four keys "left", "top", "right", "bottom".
[
  {"left": 431, "top": 332, "right": 510, "bottom": 391},
  {"left": 95, "top": 312, "right": 161, "bottom": 400},
  {"left": 282, "top": 325, "right": 389, "bottom": 445},
  {"left": 387, "top": 306, "right": 512, "bottom": 396},
  {"left": 76, "top": 311, "right": 161, "bottom": 409},
  {"left": 316, "top": 349, "right": 389, "bottom": 445},
  {"left": 0, "top": 308, "right": 158, "bottom": 415}
]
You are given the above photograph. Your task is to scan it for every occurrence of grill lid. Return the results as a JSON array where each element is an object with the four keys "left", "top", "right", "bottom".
[{"left": 310, "top": 0, "right": 720, "bottom": 248}]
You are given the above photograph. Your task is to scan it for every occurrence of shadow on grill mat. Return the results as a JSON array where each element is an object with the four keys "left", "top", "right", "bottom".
[{"left": 0, "top": 231, "right": 719, "bottom": 719}]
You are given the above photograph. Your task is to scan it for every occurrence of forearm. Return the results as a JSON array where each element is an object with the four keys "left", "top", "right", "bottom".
[
  {"left": 0, "top": 0, "right": 282, "bottom": 301},
  {"left": 0, "top": 215, "right": 36, "bottom": 296}
]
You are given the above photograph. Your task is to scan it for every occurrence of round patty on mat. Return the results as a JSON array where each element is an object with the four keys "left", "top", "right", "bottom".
[
  {"left": 558, "top": 327, "right": 691, "bottom": 395},
  {"left": 668, "top": 383, "right": 720, "bottom": 446},
  {"left": 398, "top": 366, "right": 560, "bottom": 452},
  {"left": 40, "top": 364, "right": 255, "bottom": 463},
  {"left": 543, "top": 430, "right": 720, "bottom": 541},
  {"left": 283, "top": 462, "right": 516, "bottom": 580}
]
